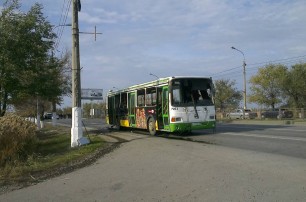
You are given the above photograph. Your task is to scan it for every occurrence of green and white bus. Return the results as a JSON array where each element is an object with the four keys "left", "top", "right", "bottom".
[{"left": 106, "top": 76, "right": 216, "bottom": 135}]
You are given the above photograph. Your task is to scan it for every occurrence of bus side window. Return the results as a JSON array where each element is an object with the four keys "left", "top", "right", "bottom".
[
  {"left": 146, "top": 93, "right": 152, "bottom": 106},
  {"left": 152, "top": 92, "right": 157, "bottom": 105},
  {"left": 137, "top": 89, "right": 145, "bottom": 107},
  {"left": 138, "top": 95, "right": 144, "bottom": 106}
]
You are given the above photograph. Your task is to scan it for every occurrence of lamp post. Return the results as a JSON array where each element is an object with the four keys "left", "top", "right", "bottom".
[
  {"left": 149, "top": 73, "right": 159, "bottom": 80},
  {"left": 231, "top": 46, "right": 247, "bottom": 118},
  {"left": 52, "top": 24, "right": 72, "bottom": 51},
  {"left": 52, "top": 24, "right": 72, "bottom": 30}
]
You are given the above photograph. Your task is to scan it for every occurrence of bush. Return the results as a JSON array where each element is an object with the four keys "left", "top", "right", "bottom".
[{"left": 0, "top": 114, "right": 37, "bottom": 166}]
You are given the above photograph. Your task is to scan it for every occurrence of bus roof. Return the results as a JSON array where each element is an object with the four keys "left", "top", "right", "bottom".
[{"left": 107, "top": 76, "right": 212, "bottom": 96}]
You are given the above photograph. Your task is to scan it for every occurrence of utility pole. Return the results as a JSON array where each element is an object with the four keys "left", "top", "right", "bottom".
[
  {"left": 231, "top": 46, "right": 247, "bottom": 118},
  {"left": 71, "top": 0, "right": 88, "bottom": 147},
  {"left": 243, "top": 59, "right": 247, "bottom": 111}
]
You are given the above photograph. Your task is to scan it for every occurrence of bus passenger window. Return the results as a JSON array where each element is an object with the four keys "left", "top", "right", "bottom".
[
  {"left": 152, "top": 92, "right": 157, "bottom": 105},
  {"left": 137, "top": 89, "right": 145, "bottom": 106},
  {"left": 146, "top": 94, "right": 152, "bottom": 106},
  {"left": 138, "top": 95, "right": 144, "bottom": 106}
]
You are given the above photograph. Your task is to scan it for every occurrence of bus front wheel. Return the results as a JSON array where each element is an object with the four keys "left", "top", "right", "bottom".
[{"left": 148, "top": 118, "right": 157, "bottom": 136}]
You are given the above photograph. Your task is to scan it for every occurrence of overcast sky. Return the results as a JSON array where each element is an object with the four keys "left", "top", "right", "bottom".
[{"left": 19, "top": 0, "right": 306, "bottom": 107}]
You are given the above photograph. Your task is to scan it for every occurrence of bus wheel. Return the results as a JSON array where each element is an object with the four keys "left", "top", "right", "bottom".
[{"left": 148, "top": 118, "right": 157, "bottom": 136}]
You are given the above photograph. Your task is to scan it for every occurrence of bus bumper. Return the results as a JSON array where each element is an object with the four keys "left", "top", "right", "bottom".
[{"left": 169, "top": 121, "right": 216, "bottom": 133}]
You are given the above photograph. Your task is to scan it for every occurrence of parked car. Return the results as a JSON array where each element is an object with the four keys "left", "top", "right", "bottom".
[
  {"left": 227, "top": 109, "right": 257, "bottom": 119},
  {"left": 43, "top": 113, "right": 60, "bottom": 120},
  {"left": 43, "top": 113, "right": 52, "bottom": 119},
  {"left": 261, "top": 109, "right": 293, "bottom": 119},
  {"left": 52, "top": 114, "right": 59, "bottom": 119}
]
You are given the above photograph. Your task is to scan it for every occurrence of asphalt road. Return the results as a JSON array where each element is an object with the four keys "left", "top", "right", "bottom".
[
  {"left": 54, "top": 118, "right": 306, "bottom": 159},
  {"left": 4, "top": 118, "right": 302, "bottom": 201},
  {"left": 186, "top": 123, "right": 306, "bottom": 159},
  {"left": 1, "top": 128, "right": 306, "bottom": 201}
]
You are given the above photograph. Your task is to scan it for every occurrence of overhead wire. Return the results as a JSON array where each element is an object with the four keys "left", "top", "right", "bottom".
[
  {"left": 54, "top": 0, "right": 72, "bottom": 51},
  {"left": 55, "top": 0, "right": 71, "bottom": 50},
  {"left": 212, "top": 54, "right": 306, "bottom": 79},
  {"left": 52, "top": 0, "right": 66, "bottom": 52}
]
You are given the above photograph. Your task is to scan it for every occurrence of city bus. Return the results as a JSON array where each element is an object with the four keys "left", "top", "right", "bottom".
[{"left": 106, "top": 76, "right": 216, "bottom": 135}]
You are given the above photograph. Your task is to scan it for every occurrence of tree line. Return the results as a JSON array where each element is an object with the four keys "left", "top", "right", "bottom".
[
  {"left": 0, "top": 0, "right": 71, "bottom": 117},
  {"left": 214, "top": 63, "right": 306, "bottom": 111}
]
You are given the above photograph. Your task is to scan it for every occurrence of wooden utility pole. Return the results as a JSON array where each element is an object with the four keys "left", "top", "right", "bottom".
[{"left": 71, "top": 0, "right": 88, "bottom": 147}]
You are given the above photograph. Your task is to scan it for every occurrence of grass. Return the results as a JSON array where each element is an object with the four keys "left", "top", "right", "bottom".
[{"left": 0, "top": 125, "right": 107, "bottom": 183}]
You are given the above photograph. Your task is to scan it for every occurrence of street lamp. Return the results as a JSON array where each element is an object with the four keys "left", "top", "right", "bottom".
[
  {"left": 52, "top": 23, "right": 72, "bottom": 30},
  {"left": 149, "top": 73, "right": 159, "bottom": 80},
  {"left": 52, "top": 24, "right": 72, "bottom": 52},
  {"left": 231, "top": 46, "right": 247, "bottom": 117},
  {"left": 149, "top": 73, "right": 160, "bottom": 87}
]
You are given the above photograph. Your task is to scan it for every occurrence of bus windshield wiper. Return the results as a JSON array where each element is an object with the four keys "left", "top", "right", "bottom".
[{"left": 191, "top": 94, "right": 199, "bottom": 119}]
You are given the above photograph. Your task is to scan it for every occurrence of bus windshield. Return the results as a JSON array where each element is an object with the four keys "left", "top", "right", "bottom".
[{"left": 171, "top": 78, "right": 214, "bottom": 107}]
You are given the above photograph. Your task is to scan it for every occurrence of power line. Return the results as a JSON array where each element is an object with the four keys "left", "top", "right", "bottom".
[
  {"left": 247, "top": 55, "right": 306, "bottom": 67},
  {"left": 212, "top": 54, "right": 306, "bottom": 78},
  {"left": 54, "top": 0, "right": 67, "bottom": 46},
  {"left": 54, "top": 0, "right": 72, "bottom": 51}
]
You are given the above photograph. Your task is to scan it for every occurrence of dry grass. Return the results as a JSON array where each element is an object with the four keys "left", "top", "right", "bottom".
[{"left": 0, "top": 124, "right": 106, "bottom": 184}]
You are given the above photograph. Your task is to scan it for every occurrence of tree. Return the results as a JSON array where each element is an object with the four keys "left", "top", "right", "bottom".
[
  {"left": 1, "top": 0, "right": 54, "bottom": 116},
  {"left": 214, "top": 79, "right": 242, "bottom": 111},
  {"left": 13, "top": 51, "right": 72, "bottom": 117},
  {"left": 0, "top": 0, "right": 71, "bottom": 116},
  {"left": 249, "top": 64, "right": 287, "bottom": 109},
  {"left": 281, "top": 63, "right": 306, "bottom": 108},
  {"left": 0, "top": 0, "right": 21, "bottom": 116}
]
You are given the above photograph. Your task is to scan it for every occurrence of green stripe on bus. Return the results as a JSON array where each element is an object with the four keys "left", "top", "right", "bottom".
[{"left": 169, "top": 121, "right": 216, "bottom": 132}]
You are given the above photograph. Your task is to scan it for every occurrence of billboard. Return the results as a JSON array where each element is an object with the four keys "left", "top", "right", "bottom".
[{"left": 81, "top": 88, "right": 103, "bottom": 100}]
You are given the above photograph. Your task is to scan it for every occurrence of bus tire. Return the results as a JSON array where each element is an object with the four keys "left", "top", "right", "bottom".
[{"left": 148, "top": 117, "right": 157, "bottom": 136}]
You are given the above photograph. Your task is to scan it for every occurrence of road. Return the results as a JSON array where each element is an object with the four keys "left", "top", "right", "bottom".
[
  {"left": 186, "top": 123, "right": 306, "bottom": 160},
  {"left": 2, "top": 119, "right": 303, "bottom": 201},
  {"left": 50, "top": 118, "right": 306, "bottom": 159}
]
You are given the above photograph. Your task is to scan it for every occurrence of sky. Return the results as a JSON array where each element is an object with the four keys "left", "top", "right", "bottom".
[{"left": 16, "top": 0, "right": 306, "bottom": 107}]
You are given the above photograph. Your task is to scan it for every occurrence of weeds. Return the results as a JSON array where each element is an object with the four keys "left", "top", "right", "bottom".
[
  {"left": 0, "top": 124, "right": 106, "bottom": 184},
  {"left": 0, "top": 114, "right": 37, "bottom": 166}
]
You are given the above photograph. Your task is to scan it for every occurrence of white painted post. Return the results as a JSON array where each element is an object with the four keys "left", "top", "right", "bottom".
[
  {"left": 52, "top": 112, "right": 57, "bottom": 126},
  {"left": 71, "top": 107, "right": 83, "bottom": 147}
]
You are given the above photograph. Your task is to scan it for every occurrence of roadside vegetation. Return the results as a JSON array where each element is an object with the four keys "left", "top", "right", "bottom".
[
  {"left": 214, "top": 63, "right": 306, "bottom": 112},
  {"left": 0, "top": 0, "right": 71, "bottom": 118},
  {"left": 0, "top": 114, "right": 106, "bottom": 186}
]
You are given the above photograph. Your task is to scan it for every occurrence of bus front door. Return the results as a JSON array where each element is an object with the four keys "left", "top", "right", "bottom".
[
  {"left": 128, "top": 92, "right": 136, "bottom": 127},
  {"left": 162, "top": 86, "right": 169, "bottom": 130}
]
